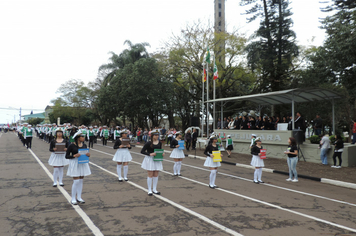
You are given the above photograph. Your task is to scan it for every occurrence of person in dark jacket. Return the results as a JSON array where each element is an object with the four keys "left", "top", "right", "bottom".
[
  {"left": 192, "top": 128, "right": 198, "bottom": 150},
  {"left": 185, "top": 129, "right": 192, "bottom": 151},
  {"left": 332, "top": 134, "right": 344, "bottom": 168},
  {"left": 241, "top": 116, "right": 248, "bottom": 130}
]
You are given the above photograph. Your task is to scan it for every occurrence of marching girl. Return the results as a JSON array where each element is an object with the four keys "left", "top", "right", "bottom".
[
  {"left": 141, "top": 129, "right": 165, "bottom": 196},
  {"left": 251, "top": 137, "right": 264, "bottom": 184},
  {"left": 66, "top": 130, "right": 91, "bottom": 205},
  {"left": 113, "top": 129, "right": 132, "bottom": 182},
  {"left": 48, "top": 128, "right": 69, "bottom": 187},
  {"left": 169, "top": 131, "right": 185, "bottom": 176},
  {"left": 225, "top": 135, "right": 233, "bottom": 158},
  {"left": 204, "top": 134, "right": 222, "bottom": 189}
]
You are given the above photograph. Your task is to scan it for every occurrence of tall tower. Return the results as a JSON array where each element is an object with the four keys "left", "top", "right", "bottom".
[
  {"left": 214, "top": 0, "right": 225, "bottom": 33},
  {"left": 214, "top": 0, "right": 226, "bottom": 65}
]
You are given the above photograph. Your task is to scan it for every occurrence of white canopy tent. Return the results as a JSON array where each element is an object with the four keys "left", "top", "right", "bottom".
[{"left": 207, "top": 88, "right": 342, "bottom": 136}]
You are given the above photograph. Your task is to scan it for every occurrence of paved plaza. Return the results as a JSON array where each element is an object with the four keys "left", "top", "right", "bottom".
[{"left": 0, "top": 132, "right": 355, "bottom": 236}]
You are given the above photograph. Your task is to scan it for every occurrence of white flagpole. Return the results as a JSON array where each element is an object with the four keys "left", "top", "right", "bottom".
[
  {"left": 206, "top": 58, "right": 209, "bottom": 138},
  {"left": 213, "top": 56, "right": 216, "bottom": 131},
  {"left": 201, "top": 66, "right": 204, "bottom": 138}
]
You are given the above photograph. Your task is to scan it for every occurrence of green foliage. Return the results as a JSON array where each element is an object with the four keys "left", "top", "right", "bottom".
[
  {"left": 241, "top": 0, "right": 299, "bottom": 93},
  {"left": 161, "top": 22, "right": 254, "bottom": 123},
  {"left": 27, "top": 118, "right": 44, "bottom": 126},
  {"left": 329, "top": 135, "right": 348, "bottom": 143},
  {"left": 97, "top": 41, "right": 172, "bottom": 128},
  {"left": 309, "top": 135, "right": 321, "bottom": 144},
  {"left": 300, "top": 8, "right": 356, "bottom": 132},
  {"left": 49, "top": 79, "right": 100, "bottom": 125},
  {"left": 322, "top": 0, "right": 356, "bottom": 11}
]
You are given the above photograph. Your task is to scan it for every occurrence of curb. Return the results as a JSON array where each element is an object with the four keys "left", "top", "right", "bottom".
[{"left": 115, "top": 142, "right": 356, "bottom": 190}]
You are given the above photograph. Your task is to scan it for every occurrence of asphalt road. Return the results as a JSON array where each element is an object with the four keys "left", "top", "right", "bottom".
[{"left": 1, "top": 132, "right": 356, "bottom": 236}]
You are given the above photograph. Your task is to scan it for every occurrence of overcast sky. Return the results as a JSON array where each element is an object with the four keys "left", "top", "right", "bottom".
[{"left": 0, "top": 0, "right": 331, "bottom": 124}]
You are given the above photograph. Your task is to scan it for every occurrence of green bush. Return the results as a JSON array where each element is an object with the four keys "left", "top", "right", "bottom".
[
  {"left": 309, "top": 135, "right": 321, "bottom": 144},
  {"left": 329, "top": 135, "right": 348, "bottom": 143}
]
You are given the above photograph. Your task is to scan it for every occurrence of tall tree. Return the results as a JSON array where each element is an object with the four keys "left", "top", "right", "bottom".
[
  {"left": 97, "top": 41, "right": 172, "bottom": 128},
  {"left": 241, "top": 0, "right": 299, "bottom": 93},
  {"left": 161, "top": 22, "right": 254, "bottom": 123},
  {"left": 99, "top": 40, "right": 150, "bottom": 86},
  {"left": 322, "top": 0, "right": 356, "bottom": 11}
]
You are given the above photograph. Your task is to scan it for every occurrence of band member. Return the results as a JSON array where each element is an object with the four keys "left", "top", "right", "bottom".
[
  {"left": 114, "top": 126, "right": 121, "bottom": 140},
  {"left": 80, "top": 125, "right": 88, "bottom": 142},
  {"left": 226, "top": 135, "right": 234, "bottom": 157},
  {"left": 100, "top": 125, "right": 109, "bottom": 146},
  {"left": 87, "top": 126, "right": 95, "bottom": 149},
  {"left": 204, "top": 134, "right": 222, "bottom": 189},
  {"left": 169, "top": 131, "right": 185, "bottom": 176},
  {"left": 19, "top": 123, "right": 28, "bottom": 146},
  {"left": 93, "top": 125, "right": 99, "bottom": 143},
  {"left": 24, "top": 124, "right": 35, "bottom": 149},
  {"left": 69, "top": 126, "right": 78, "bottom": 143},
  {"left": 113, "top": 129, "right": 132, "bottom": 181},
  {"left": 251, "top": 137, "right": 264, "bottom": 183},
  {"left": 66, "top": 130, "right": 91, "bottom": 205},
  {"left": 49, "top": 128, "right": 69, "bottom": 187},
  {"left": 141, "top": 129, "right": 164, "bottom": 196}
]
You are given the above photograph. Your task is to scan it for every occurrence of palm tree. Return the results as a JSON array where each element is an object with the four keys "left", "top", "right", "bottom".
[{"left": 99, "top": 40, "right": 150, "bottom": 86}]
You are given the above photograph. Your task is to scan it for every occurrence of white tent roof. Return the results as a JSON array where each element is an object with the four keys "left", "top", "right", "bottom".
[{"left": 208, "top": 88, "right": 341, "bottom": 105}]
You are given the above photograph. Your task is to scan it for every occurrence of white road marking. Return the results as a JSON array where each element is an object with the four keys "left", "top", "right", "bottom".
[
  {"left": 27, "top": 149, "right": 104, "bottom": 236},
  {"left": 97, "top": 145, "right": 356, "bottom": 207},
  {"left": 92, "top": 147, "right": 356, "bottom": 233},
  {"left": 160, "top": 157, "right": 356, "bottom": 207},
  {"left": 88, "top": 157, "right": 243, "bottom": 236}
]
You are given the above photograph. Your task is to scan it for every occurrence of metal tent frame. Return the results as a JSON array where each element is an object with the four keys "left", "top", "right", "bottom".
[{"left": 207, "top": 88, "right": 342, "bottom": 136}]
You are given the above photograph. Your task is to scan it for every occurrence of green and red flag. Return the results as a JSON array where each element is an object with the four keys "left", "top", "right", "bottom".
[{"left": 213, "top": 61, "right": 218, "bottom": 80}]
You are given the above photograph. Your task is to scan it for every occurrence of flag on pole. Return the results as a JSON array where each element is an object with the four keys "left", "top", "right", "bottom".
[
  {"left": 203, "top": 68, "right": 207, "bottom": 82},
  {"left": 205, "top": 46, "right": 211, "bottom": 64},
  {"left": 213, "top": 61, "right": 218, "bottom": 80}
]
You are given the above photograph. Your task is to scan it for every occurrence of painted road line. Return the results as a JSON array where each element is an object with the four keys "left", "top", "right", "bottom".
[
  {"left": 28, "top": 149, "right": 104, "bottom": 236},
  {"left": 95, "top": 145, "right": 356, "bottom": 207},
  {"left": 133, "top": 151, "right": 356, "bottom": 208},
  {"left": 88, "top": 154, "right": 243, "bottom": 236},
  {"left": 93, "top": 147, "right": 356, "bottom": 233}
]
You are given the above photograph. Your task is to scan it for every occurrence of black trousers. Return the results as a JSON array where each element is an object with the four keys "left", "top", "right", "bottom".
[
  {"left": 185, "top": 140, "right": 191, "bottom": 150},
  {"left": 25, "top": 137, "right": 33, "bottom": 148},
  {"left": 167, "top": 136, "right": 172, "bottom": 145},
  {"left": 21, "top": 134, "right": 25, "bottom": 145},
  {"left": 89, "top": 136, "right": 94, "bottom": 148},
  {"left": 332, "top": 152, "right": 342, "bottom": 166},
  {"left": 192, "top": 139, "right": 197, "bottom": 149},
  {"left": 102, "top": 137, "right": 107, "bottom": 146}
]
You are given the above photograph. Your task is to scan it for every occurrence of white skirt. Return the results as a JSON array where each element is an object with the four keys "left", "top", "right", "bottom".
[
  {"left": 48, "top": 153, "right": 69, "bottom": 166},
  {"left": 170, "top": 148, "right": 185, "bottom": 159},
  {"left": 204, "top": 156, "right": 221, "bottom": 168},
  {"left": 113, "top": 149, "right": 132, "bottom": 162},
  {"left": 66, "top": 158, "right": 91, "bottom": 177},
  {"left": 251, "top": 155, "right": 264, "bottom": 167},
  {"left": 141, "top": 155, "right": 163, "bottom": 171}
]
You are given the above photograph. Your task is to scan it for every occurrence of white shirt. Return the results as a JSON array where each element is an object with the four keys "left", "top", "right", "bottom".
[{"left": 321, "top": 136, "right": 331, "bottom": 149}]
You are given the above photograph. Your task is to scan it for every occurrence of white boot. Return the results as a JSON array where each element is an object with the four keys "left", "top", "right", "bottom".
[
  {"left": 152, "top": 177, "right": 160, "bottom": 194},
  {"left": 117, "top": 165, "right": 122, "bottom": 181},
  {"left": 147, "top": 177, "right": 153, "bottom": 195},
  {"left": 123, "top": 165, "right": 128, "bottom": 181}
]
